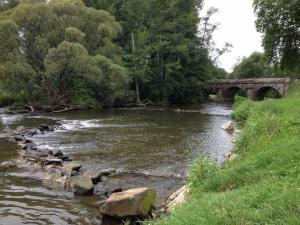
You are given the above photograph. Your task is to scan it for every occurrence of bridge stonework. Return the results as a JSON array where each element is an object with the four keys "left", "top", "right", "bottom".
[{"left": 208, "top": 78, "right": 290, "bottom": 101}]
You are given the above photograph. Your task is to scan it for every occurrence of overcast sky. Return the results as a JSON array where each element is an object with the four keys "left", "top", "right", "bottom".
[{"left": 202, "top": 0, "right": 264, "bottom": 72}]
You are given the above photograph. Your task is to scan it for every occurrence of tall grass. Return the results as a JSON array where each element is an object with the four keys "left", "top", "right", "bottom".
[{"left": 149, "top": 82, "right": 300, "bottom": 225}]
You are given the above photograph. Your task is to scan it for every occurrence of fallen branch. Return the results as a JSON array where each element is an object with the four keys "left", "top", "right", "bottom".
[{"left": 50, "top": 106, "right": 79, "bottom": 113}]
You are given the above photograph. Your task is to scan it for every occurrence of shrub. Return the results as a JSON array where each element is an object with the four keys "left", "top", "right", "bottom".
[{"left": 0, "top": 93, "right": 20, "bottom": 107}]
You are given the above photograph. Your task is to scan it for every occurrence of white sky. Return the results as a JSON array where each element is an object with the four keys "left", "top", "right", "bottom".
[{"left": 202, "top": 0, "right": 264, "bottom": 72}]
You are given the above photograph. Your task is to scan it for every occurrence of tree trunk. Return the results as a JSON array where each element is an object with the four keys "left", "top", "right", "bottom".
[
  {"left": 135, "top": 78, "right": 142, "bottom": 105},
  {"left": 131, "top": 32, "right": 142, "bottom": 104}
]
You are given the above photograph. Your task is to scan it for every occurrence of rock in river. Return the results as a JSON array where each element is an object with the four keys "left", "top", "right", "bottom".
[
  {"left": 63, "top": 162, "right": 81, "bottom": 171},
  {"left": 70, "top": 175, "right": 93, "bottom": 196},
  {"left": 22, "top": 143, "right": 37, "bottom": 151},
  {"left": 14, "top": 135, "right": 24, "bottom": 142},
  {"left": 100, "top": 188, "right": 156, "bottom": 217},
  {"left": 0, "top": 160, "right": 18, "bottom": 169},
  {"left": 54, "top": 150, "right": 64, "bottom": 157},
  {"left": 220, "top": 121, "right": 234, "bottom": 131},
  {"left": 44, "top": 168, "right": 68, "bottom": 188},
  {"left": 21, "top": 150, "right": 48, "bottom": 161},
  {"left": 43, "top": 157, "right": 63, "bottom": 166},
  {"left": 83, "top": 168, "right": 116, "bottom": 184}
]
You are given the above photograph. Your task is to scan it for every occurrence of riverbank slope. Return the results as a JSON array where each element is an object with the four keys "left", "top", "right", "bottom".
[{"left": 150, "top": 82, "right": 300, "bottom": 225}]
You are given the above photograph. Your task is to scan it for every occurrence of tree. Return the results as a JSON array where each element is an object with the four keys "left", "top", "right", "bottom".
[
  {"left": 231, "top": 52, "right": 272, "bottom": 79},
  {"left": 0, "top": 0, "right": 128, "bottom": 109},
  {"left": 0, "top": 0, "right": 19, "bottom": 12},
  {"left": 84, "top": 0, "right": 222, "bottom": 105},
  {"left": 198, "top": 7, "right": 232, "bottom": 64},
  {"left": 253, "top": 0, "right": 300, "bottom": 76}
]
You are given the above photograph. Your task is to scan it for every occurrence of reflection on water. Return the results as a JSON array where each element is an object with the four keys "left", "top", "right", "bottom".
[{"left": 0, "top": 103, "right": 233, "bottom": 224}]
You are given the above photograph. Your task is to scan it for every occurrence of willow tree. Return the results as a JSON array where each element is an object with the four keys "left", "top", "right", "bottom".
[{"left": 0, "top": 0, "right": 128, "bottom": 109}]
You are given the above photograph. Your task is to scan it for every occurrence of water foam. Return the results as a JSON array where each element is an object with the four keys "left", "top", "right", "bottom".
[{"left": 60, "top": 119, "right": 102, "bottom": 131}]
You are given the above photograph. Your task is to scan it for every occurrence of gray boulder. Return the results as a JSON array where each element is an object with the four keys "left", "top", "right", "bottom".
[
  {"left": 63, "top": 162, "right": 82, "bottom": 171},
  {"left": 70, "top": 175, "right": 94, "bottom": 196},
  {"left": 23, "top": 143, "right": 37, "bottom": 151},
  {"left": 21, "top": 150, "right": 48, "bottom": 161},
  {"left": 100, "top": 188, "right": 156, "bottom": 217},
  {"left": 14, "top": 135, "right": 24, "bottom": 142},
  {"left": 83, "top": 168, "right": 116, "bottom": 184}
]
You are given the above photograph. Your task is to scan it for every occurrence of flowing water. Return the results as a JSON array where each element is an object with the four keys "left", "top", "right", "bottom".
[{"left": 0, "top": 103, "right": 233, "bottom": 225}]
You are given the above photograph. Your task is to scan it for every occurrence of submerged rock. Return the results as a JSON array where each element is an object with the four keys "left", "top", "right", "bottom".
[
  {"left": 94, "top": 182, "right": 109, "bottom": 196},
  {"left": 22, "top": 143, "right": 37, "bottom": 151},
  {"left": 83, "top": 170, "right": 103, "bottom": 184},
  {"left": 14, "top": 135, "right": 24, "bottom": 142},
  {"left": 3, "top": 127, "right": 12, "bottom": 133},
  {"left": 26, "top": 129, "right": 38, "bottom": 136},
  {"left": 24, "top": 139, "right": 33, "bottom": 144},
  {"left": 83, "top": 168, "right": 116, "bottom": 184},
  {"left": 220, "top": 121, "right": 234, "bottom": 131},
  {"left": 98, "top": 168, "right": 116, "bottom": 176},
  {"left": 99, "top": 171, "right": 183, "bottom": 207},
  {"left": 100, "top": 187, "right": 156, "bottom": 217},
  {"left": 0, "top": 160, "right": 18, "bottom": 169},
  {"left": 54, "top": 150, "right": 64, "bottom": 157},
  {"left": 16, "top": 126, "right": 26, "bottom": 132},
  {"left": 44, "top": 168, "right": 68, "bottom": 188},
  {"left": 70, "top": 175, "right": 93, "bottom": 196}
]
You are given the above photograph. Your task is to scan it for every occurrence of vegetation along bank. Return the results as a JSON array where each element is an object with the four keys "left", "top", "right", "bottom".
[{"left": 148, "top": 82, "right": 300, "bottom": 225}]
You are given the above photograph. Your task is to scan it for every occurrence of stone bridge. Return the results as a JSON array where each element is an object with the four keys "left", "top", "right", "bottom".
[{"left": 208, "top": 78, "right": 290, "bottom": 101}]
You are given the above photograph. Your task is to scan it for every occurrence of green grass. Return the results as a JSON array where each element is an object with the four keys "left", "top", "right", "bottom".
[{"left": 149, "top": 82, "right": 300, "bottom": 225}]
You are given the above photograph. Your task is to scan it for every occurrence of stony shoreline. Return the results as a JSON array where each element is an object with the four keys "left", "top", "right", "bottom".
[
  {"left": 0, "top": 121, "right": 185, "bottom": 223},
  {"left": 0, "top": 114, "right": 235, "bottom": 224}
]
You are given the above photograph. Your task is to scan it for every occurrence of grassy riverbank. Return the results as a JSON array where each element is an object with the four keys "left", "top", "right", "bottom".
[{"left": 150, "top": 82, "right": 300, "bottom": 225}]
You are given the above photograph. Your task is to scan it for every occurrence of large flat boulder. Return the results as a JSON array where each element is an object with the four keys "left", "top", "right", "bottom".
[
  {"left": 21, "top": 150, "right": 48, "bottom": 161},
  {"left": 100, "top": 188, "right": 156, "bottom": 217},
  {"left": 70, "top": 175, "right": 93, "bottom": 196}
]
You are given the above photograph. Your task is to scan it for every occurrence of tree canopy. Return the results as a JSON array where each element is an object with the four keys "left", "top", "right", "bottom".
[
  {"left": 83, "top": 0, "right": 223, "bottom": 105},
  {"left": 253, "top": 0, "right": 300, "bottom": 77},
  {"left": 0, "top": 0, "right": 128, "bottom": 110},
  {"left": 0, "top": 0, "right": 227, "bottom": 109},
  {"left": 231, "top": 52, "right": 271, "bottom": 79}
]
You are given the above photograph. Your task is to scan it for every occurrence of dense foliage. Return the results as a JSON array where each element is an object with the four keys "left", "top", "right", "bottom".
[
  {"left": 231, "top": 52, "right": 272, "bottom": 78},
  {"left": 149, "top": 82, "right": 300, "bottom": 225},
  {"left": 253, "top": 0, "right": 300, "bottom": 77},
  {"left": 0, "top": 0, "right": 128, "bottom": 110},
  {"left": 84, "top": 0, "right": 222, "bottom": 105},
  {"left": 0, "top": 0, "right": 224, "bottom": 109}
]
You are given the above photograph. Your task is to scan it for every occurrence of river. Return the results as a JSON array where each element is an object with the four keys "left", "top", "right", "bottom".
[{"left": 0, "top": 103, "right": 233, "bottom": 225}]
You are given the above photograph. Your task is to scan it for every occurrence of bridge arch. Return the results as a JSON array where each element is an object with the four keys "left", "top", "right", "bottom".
[
  {"left": 253, "top": 86, "right": 282, "bottom": 101},
  {"left": 208, "top": 78, "right": 290, "bottom": 101},
  {"left": 223, "top": 86, "right": 246, "bottom": 101}
]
